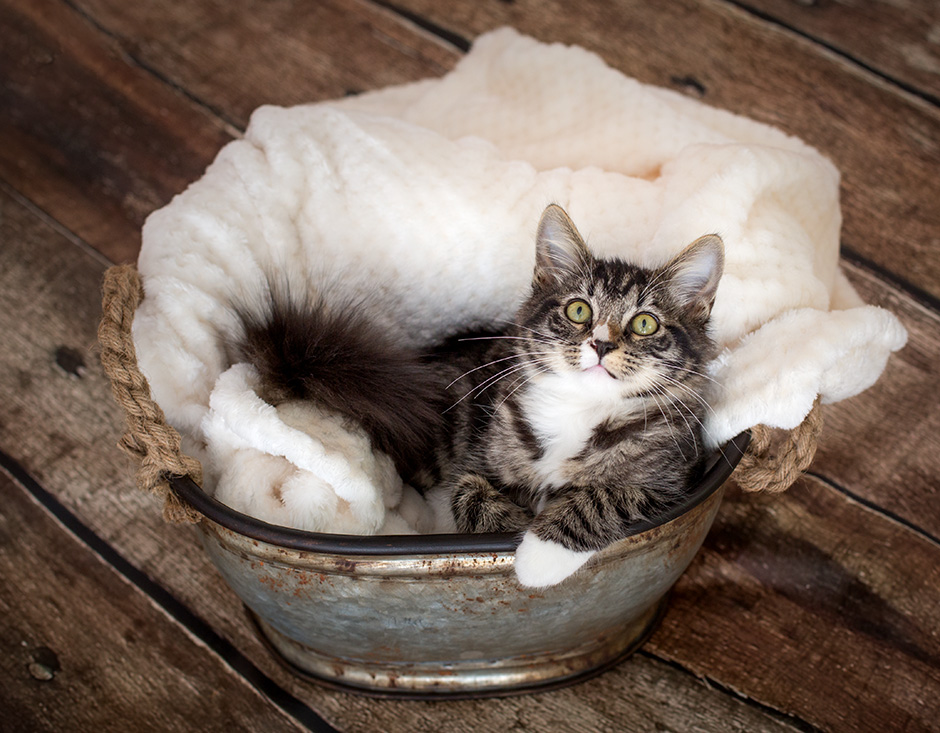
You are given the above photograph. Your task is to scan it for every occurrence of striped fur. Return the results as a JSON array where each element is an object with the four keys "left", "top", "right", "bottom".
[
  {"left": 229, "top": 205, "right": 723, "bottom": 557},
  {"left": 437, "top": 205, "right": 724, "bottom": 551}
]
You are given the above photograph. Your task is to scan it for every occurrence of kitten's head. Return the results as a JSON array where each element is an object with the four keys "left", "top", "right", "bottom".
[{"left": 515, "top": 204, "right": 724, "bottom": 400}]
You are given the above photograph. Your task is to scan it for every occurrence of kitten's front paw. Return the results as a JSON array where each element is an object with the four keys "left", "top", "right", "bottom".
[{"left": 513, "top": 531, "right": 596, "bottom": 588}]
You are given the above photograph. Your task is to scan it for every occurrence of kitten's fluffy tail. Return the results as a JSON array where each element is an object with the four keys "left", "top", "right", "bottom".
[{"left": 227, "top": 286, "right": 445, "bottom": 481}]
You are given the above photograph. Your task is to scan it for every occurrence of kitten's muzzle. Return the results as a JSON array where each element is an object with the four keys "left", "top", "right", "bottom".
[{"left": 592, "top": 339, "right": 617, "bottom": 359}]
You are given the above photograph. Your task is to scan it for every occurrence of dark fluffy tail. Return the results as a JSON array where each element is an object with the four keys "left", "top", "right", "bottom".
[{"left": 227, "top": 287, "right": 445, "bottom": 481}]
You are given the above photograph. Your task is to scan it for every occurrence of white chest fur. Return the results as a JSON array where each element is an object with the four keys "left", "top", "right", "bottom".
[{"left": 518, "top": 371, "right": 641, "bottom": 492}]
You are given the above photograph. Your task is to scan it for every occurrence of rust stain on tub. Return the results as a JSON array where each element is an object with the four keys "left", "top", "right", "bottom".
[
  {"left": 257, "top": 574, "right": 285, "bottom": 592},
  {"left": 335, "top": 557, "right": 358, "bottom": 574},
  {"left": 186, "top": 438, "right": 744, "bottom": 697}
]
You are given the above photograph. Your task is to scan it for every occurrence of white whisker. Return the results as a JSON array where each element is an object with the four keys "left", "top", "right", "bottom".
[
  {"left": 493, "top": 319, "right": 561, "bottom": 343},
  {"left": 646, "top": 375, "right": 729, "bottom": 462},
  {"left": 469, "top": 357, "right": 549, "bottom": 396},
  {"left": 458, "top": 334, "right": 554, "bottom": 346},
  {"left": 649, "top": 383, "right": 696, "bottom": 440},
  {"left": 494, "top": 364, "right": 553, "bottom": 411},
  {"left": 653, "top": 370, "right": 715, "bottom": 415},
  {"left": 443, "top": 355, "right": 551, "bottom": 413},
  {"left": 446, "top": 351, "right": 555, "bottom": 388},
  {"left": 647, "top": 390, "right": 685, "bottom": 457},
  {"left": 665, "top": 362, "right": 725, "bottom": 391}
]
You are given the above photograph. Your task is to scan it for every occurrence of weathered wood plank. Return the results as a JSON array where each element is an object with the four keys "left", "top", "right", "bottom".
[
  {"left": 810, "top": 260, "right": 940, "bottom": 539},
  {"left": 0, "top": 0, "right": 458, "bottom": 266},
  {"left": 0, "top": 191, "right": 810, "bottom": 732},
  {"left": 322, "top": 653, "right": 808, "bottom": 733},
  {"left": 0, "top": 470, "right": 308, "bottom": 733},
  {"left": 742, "top": 0, "right": 940, "bottom": 101},
  {"left": 71, "top": 0, "right": 460, "bottom": 129},
  {"left": 0, "top": 0, "right": 233, "bottom": 265},
  {"left": 649, "top": 474, "right": 940, "bottom": 733},
  {"left": 14, "top": 0, "right": 931, "bottom": 533},
  {"left": 5, "top": 1, "right": 939, "bottom": 730},
  {"left": 387, "top": 0, "right": 940, "bottom": 303},
  {"left": 10, "top": 0, "right": 938, "bottom": 301}
]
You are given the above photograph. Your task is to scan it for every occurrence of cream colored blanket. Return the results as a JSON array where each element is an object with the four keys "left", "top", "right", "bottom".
[{"left": 134, "top": 28, "right": 907, "bottom": 537}]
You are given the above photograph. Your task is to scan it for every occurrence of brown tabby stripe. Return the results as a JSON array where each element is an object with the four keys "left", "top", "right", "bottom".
[
  {"left": 503, "top": 394, "right": 544, "bottom": 460},
  {"left": 586, "top": 417, "right": 650, "bottom": 453}
]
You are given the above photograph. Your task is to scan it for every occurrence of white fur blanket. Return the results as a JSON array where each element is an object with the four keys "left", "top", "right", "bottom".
[{"left": 134, "top": 28, "right": 907, "bottom": 536}]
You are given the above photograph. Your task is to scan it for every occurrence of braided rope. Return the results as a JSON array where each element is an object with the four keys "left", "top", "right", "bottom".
[
  {"left": 734, "top": 397, "right": 824, "bottom": 493},
  {"left": 97, "top": 265, "right": 202, "bottom": 523},
  {"left": 96, "top": 263, "right": 820, "bottom": 524}
]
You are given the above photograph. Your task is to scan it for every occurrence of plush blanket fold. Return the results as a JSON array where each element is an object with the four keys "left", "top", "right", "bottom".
[{"left": 133, "top": 28, "right": 907, "bottom": 535}]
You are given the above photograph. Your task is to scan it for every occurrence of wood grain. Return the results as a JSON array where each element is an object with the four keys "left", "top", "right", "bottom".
[
  {"left": 71, "top": 0, "right": 461, "bottom": 129},
  {"left": 0, "top": 0, "right": 233, "bottom": 264},
  {"left": 0, "top": 470, "right": 307, "bottom": 733},
  {"left": 742, "top": 0, "right": 940, "bottom": 101},
  {"left": 389, "top": 0, "right": 940, "bottom": 303},
  {"left": 0, "top": 0, "right": 459, "bottom": 266},
  {"left": 650, "top": 475, "right": 940, "bottom": 733},
  {"left": 8, "top": 176, "right": 935, "bottom": 730},
  {"left": 810, "top": 260, "right": 940, "bottom": 539},
  {"left": 3, "top": 2, "right": 939, "bottom": 728},
  {"left": 0, "top": 190, "right": 807, "bottom": 733}
]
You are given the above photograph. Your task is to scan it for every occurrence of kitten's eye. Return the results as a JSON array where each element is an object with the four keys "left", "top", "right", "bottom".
[
  {"left": 565, "top": 300, "right": 592, "bottom": 324},
  {"left": 630, "top": 313, "right": 659, "bottom": 336}
]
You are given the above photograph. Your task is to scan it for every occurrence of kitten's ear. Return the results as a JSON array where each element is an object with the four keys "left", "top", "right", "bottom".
[
  {"left": 662, "top": 234, "right": 724, "bottom": 321},
  {"left": 534, "top": 204, "right": 591, "bottom": 287}
]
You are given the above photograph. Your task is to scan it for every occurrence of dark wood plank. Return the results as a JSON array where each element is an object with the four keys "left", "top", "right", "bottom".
[
  {"left": 389, "top": 0, "right": 940, "bottom": 304},
  {"left": 0, "top": 0, "right": 458, "bottom": 266},
  {"left": 18, "top": 0, "right": 931, "bottom": 535},
  {"left": 0, "top": 470, "right": 307, "bottom": 733},
  {"left": 649, "top": 474, "right": 940, "bottom": 733},
  {"left": 0, "top": 0, "right": 233, "bottom": 264},
  {"left": 742, "top": 0, "right": 940, "bottom": 101},
  {"left": 811, "top": 260, "right": 940, "bottom": 539},
  {"left": 5, "top": 1, "right": 938, "bottom": 729},
  {"left": 71, "top": 0, "right": 460, "bottom": 129},
  {"left": 0, "top": 191, "right": 809, "bottom": 733}
]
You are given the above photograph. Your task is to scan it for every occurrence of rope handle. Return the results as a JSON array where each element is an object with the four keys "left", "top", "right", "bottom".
[
  {"left": 97, "top": 264, "right": 822, "bottom": 522},
  {"left": 735, "top": 397, "right": 824, "bottom": 493},
  {"left": 98, "top": 264, "right": 202, "bottom": 523}
]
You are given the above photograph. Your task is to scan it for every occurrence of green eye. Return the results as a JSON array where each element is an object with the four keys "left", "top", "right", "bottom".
[
  {"left": 630, "top": 313, "right": 659, "bottom": 336},
  {"left": 565, "top": 300, "right": 592, "bottom": 324}
]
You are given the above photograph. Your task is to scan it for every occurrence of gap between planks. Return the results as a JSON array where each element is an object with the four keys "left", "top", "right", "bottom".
[
  {"left": 1, "top": 446, "right": 817, "bottom": 733},
  {"left": 806, "top": 470, "right": 940, "bottom": 551},
  {"left": 723, "top": 0, "right": 940, "bottom": 108},
  {"left": 58, "top": 0, "right": 245, "bottom": 134},
  {"left": 0, "top": 448, "right": 341, "bottom": 733},
  {"left": 0, "top": 190, "right": 815, "bottom": 732},
  {"left": 1, "top": 2, "right": 940, "bottom": 728}
]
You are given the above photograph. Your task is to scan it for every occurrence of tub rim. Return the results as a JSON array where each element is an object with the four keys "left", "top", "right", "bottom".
[{"left": 170, "top": 432, "right": 749, "bottom": 556}]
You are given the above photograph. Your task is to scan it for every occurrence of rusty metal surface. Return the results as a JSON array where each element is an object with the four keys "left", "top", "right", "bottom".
[
  {"left": 171, "top": 434, "right": 749, "bottom": 556},
  {"left": 252, "top": 597, "right": 668, "bottom": 698},
  {"left": 179, "top": 436, "right": 748, "bottom": 696},
  {"left": 197, "top": 487, "right": 725, "bottom": 696}
]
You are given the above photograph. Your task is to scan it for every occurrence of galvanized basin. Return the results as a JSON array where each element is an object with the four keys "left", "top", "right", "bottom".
[{"left": 171, "top": 433, "right": 748, "bottom": 698}]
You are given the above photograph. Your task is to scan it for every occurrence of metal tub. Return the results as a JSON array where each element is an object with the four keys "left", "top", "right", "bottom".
[{"left": 172, "top": 433, "right": 748, "bottom": 698}]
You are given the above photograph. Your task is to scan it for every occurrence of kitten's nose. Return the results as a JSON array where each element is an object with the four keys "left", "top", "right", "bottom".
[{"left": 592, "top": 340, "right": 616, "bottom": 359}]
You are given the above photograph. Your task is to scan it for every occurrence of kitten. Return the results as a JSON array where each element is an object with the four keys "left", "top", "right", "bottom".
[{"left": 228, "top": 204, "right": 724, "bottom": 586}]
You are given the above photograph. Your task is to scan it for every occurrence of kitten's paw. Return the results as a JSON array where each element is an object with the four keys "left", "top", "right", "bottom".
[
  {"left": 452, "top": 473, "right": 531, "bottom": 533},
  {"left": 513, "top": 531, "right": 596, "bottom": 588}
]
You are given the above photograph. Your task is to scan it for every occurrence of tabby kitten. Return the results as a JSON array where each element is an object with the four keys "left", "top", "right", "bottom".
[{"left": 229, "top": 204, "right": 724, "bottom": 586}]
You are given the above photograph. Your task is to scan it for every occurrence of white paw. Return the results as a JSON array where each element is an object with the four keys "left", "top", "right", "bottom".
[{"left": 513, "top": 531, "right": 597, "bottom": 588}]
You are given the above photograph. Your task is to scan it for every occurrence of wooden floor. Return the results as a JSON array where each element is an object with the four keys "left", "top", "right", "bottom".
[{"left": 2, "top": 1, "right": 939, "bottom": 731}]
